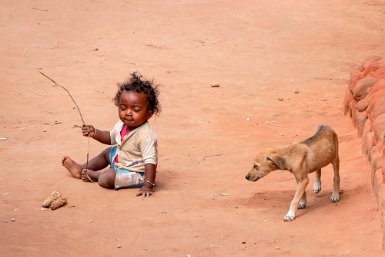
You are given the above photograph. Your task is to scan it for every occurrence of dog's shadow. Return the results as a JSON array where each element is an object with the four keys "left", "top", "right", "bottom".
[
  {"left": 241, "top": 190, "right": 296, "bottom": 209},
  {"left": 236, "top": 189, "right": 346, "bottom": 219}
]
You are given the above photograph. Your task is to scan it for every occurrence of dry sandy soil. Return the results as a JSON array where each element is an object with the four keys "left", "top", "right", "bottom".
[{"left": 2, "top": 0, "right": 385, "bottom": 256}]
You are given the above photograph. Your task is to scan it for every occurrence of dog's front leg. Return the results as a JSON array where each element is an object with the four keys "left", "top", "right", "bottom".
[{"left": 284, "top": 176, "right": 309, "bottom": 222}]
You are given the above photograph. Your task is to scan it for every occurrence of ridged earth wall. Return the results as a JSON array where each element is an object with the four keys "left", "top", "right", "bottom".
[{"left": 344, "top": 56, "right": 385, "bottom": 249}]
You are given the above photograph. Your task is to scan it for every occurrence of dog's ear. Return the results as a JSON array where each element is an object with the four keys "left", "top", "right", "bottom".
[{"left": 266, "top": 155, "right": 286, "bottom": 170}]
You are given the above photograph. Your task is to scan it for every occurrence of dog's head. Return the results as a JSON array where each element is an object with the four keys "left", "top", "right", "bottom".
[{"left": 245, "top": 150, "right": 286, "bottom": 181}]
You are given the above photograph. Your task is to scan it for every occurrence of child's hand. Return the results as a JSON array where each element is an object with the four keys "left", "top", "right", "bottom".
[
  {"left": 136, "top": 186, "right": 154, "bottom": 197},
  {"left": 82, "top": 125, "right": 96, "bottom": 138}
]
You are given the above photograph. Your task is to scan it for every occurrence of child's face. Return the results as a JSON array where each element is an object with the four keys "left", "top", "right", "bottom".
[{"left": 118, "top": 91, "right": 153, "bottom": 128}]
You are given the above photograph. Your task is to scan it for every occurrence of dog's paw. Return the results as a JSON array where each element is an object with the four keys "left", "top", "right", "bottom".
[
  {"left": 313, "top": 182, "right": 321, "bottom": 193},
  {"left": 284, "top": 212, "right": 296, "bottom": 222},
  {"left": 330, "top": 193, "right": 340, "bottom": 202}
]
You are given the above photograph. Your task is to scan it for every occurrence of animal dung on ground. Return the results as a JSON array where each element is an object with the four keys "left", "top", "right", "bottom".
[
  {"left": 42, "top": 191, "right": 61, "bottom": 208},
  {"left": 42, "top": 191, "right": 67, "bottom": 210},
  {"left": 50, "top": 197, "right": 67, "bottom": 210}
]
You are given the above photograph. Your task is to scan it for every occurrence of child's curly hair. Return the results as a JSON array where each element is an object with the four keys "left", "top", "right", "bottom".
[{"left": 113, "top": 72, "right": 161, "bottom": 115}]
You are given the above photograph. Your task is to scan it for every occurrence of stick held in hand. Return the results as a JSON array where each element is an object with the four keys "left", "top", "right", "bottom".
[
  {"left": 38, "top": 69, "right": 86, "bottom": 125},
  {"left": 38, "top": 69, "right": 90, "bottom": 171}
]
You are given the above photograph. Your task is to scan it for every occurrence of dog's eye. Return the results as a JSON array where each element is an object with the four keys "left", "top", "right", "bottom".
[{"left": 253, "top": 164, "right": 259, "bottom": 169}]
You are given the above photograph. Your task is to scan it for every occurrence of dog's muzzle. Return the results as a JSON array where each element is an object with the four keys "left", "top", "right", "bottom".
[{"left": 245, "top": 174, "right": 260, "bottom": 181}]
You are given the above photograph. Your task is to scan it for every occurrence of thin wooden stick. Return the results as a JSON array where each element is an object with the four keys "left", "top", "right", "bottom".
[
  {"left": 38, "top": 70, "right": 86, "bottom": 125},
  {"left": 38, "top": 69, "right": 92, "bottom": 178}
]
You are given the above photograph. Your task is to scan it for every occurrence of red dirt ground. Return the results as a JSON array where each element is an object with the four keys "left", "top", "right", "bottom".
[{"left": 1, "top": 0, "right": 385, "bottom": 256}]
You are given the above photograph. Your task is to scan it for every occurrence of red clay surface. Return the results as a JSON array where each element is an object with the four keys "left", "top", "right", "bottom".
[{"left": 1, "top": 1, "right": 385, "bottom": 256}]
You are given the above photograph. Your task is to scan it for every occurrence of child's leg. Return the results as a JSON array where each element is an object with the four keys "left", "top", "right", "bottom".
[
  {"left": 62, "top": 147, "right": 112, "bottom": 179},
  {"left": 85, "top": 169, "right": 116, "bottom": 189}
]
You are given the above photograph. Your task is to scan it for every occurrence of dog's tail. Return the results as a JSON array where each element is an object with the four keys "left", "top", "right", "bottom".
[
  {"left": 321, "top": 125, "right": 339, "bottom": 157},
  {"left": 302, "top": 125, "right": 339, "bottom": 155},
  {"left": 301, "top": 125, "right": 332, "bottom": 146},
  {"left": 319, "top": 125, "right": 340, "bottom": 162},
  {"left": 332, "top": 127, "right": 339, "bottom": 163}
]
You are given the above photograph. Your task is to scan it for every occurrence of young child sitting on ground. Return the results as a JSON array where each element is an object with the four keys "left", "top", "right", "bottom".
[{"left": 62, "top": 72, "right": 160, "bottom": 197}]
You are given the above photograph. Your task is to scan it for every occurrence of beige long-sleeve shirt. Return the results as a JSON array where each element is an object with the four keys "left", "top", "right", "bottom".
[{"left": 110, "top": 121, "right": 158, "bottom": 172}]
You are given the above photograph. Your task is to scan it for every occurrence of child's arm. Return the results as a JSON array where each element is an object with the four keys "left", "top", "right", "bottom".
[
  {"left": 82, "top": 125, "right": 111, "bottom": 145},
  {"left": 136, "top": 163, "right": 156, "bottom": 197}
]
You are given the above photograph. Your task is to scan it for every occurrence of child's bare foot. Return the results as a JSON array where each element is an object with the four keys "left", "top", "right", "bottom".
[
  {"left": 62, "top": 156, "right": 82, "bottom": 179},
  {"left": 81, "top": 169, "right": 96, "bottom": 182}
]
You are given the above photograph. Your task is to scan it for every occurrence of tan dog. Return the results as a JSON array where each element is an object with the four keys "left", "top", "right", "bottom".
[{"left": 245, "top": 125, "right": 340, "bottom": 221}]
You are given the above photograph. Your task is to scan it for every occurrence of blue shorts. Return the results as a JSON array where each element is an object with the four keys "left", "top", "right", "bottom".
[{"left": 109, "top": 147, "right": 144, "bottom": 189}]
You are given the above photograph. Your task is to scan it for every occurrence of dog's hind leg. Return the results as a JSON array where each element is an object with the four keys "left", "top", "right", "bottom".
[
  {"left": 312, "top": 169, "right": 321, "bottom": 193},
  {"left": 284, "top": 175, "right": 309, "bottom": 222},
  {"left": 330, "top": 156, "right": 340, "bottom": 202},
  {"left": 298, "top": 191, "right": 306, "bottom": 209}
]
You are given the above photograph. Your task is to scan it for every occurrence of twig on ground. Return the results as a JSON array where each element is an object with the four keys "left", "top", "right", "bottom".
[
  {"left": 32, "top": 7, "right": 48, "bottom": 11},
  {"left": 202, "top": 154, "right": 222, "bottom": 160}
]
